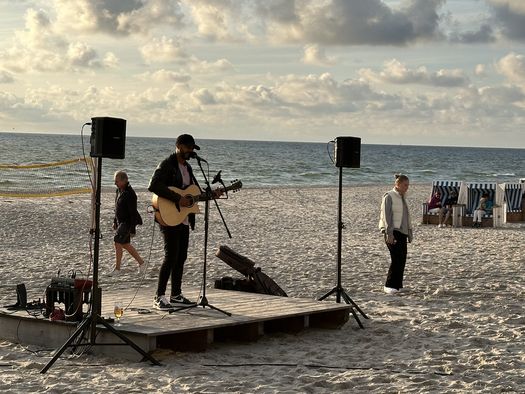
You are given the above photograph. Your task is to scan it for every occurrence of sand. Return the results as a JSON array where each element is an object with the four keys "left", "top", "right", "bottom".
[{"left": 0, "top": 184, "right": 524, "bottom": 393}]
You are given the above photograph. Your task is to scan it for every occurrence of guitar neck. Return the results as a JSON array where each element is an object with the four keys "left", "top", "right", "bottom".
[{"left": 197, "top": 184, "right": 238, "bottom": 201}]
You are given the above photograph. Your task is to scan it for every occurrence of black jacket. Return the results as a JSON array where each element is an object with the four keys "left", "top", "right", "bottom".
[
  {"left": 114, "top": 183, "right": 142, "bottom": 231},
  {"left": 148, "top": 153, "right": 199, "bottom": 230}
]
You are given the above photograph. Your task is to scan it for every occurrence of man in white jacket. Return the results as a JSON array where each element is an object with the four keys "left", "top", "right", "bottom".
[{"left": 379, "top": 174, "right": 413, "bottom": 295}]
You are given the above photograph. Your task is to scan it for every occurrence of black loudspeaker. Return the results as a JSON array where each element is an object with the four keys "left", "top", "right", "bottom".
[
  {"left": 16, "top": 283, "right": 27, "bottom": 308},
  {"left": 90, "top": 117, "right": 126, "bottom": 159},
  {"left": 334, "top": 136, "right": 361, "bottom": 168}
]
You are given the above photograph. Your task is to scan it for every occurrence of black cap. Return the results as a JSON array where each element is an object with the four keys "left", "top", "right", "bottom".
[{"left": 176, "top": 134, "right": 200, "bottom": 150}]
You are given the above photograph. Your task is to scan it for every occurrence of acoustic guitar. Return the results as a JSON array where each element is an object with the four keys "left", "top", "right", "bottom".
[{"left": 151, "top": 180, "right": 242, "bottom": 226}]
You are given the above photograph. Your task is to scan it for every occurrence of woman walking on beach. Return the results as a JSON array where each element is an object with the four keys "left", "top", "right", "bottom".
[
  {"left": 110, "top": 170, "right": 145, "bottom": 276},
  {"left": 379, "top": 174, "right": 413, "bottom": 295}
]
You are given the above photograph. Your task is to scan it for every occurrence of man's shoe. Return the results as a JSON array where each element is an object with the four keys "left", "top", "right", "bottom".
[
  {"left": 170, "top": 294, "right": 196, "bottom": 305},
  {"left": 138, "top": 263, "right": 147, "bottom": 275},
  {"left": 383, "top": 286, "right": 400, "bottom": 295},
  {"left": 153, "top": 295, "right": 172, "bottom": 310}
]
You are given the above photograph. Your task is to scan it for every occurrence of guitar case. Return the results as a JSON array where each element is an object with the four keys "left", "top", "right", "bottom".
[{"left": 215, "top": 245, "right": 288, "bottom": 297}]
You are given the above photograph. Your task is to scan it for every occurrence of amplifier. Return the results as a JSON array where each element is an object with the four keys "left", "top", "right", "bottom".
[{"left": 50, "top": 277, "right": 75, "bottom": 288}]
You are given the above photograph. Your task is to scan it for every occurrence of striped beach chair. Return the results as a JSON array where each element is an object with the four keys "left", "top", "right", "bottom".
[
  {"left": 464, "top": 182, "right": 500, "bottom": 226},
  {"left": 502, "top": 183, "right": 525, "bottom": 222},
  {"left": 422, "top": 180, "right": 462, "bottom": 225}
]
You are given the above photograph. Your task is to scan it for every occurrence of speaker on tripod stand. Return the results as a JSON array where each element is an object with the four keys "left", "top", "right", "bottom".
[
  {"left": 41, "top": 116, "right": 160, "bottom": 373},
  {"left": 89, "top": 117, "right": 126, "bottom": 159},
  {"left": 318, "top": 136, "right": 368, "bottom": 328},
  {"left": 335, "top": 136, "right": 361, "bottom": 169}
]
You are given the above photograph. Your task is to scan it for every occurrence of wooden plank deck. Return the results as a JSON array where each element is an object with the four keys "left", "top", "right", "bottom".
[{"left": 0, "top": 285, "right": 351, "bottom": 361}]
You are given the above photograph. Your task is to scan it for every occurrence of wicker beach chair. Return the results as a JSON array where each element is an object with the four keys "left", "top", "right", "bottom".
[
  {"left": 422, "top": 180, "right": 462, "bottom": 225},
  {"left": 502, "top": 182, "right": 525, "bottom": 222},
  {"left": 463, "top": 182, "right": 502, "bottom": 227}
]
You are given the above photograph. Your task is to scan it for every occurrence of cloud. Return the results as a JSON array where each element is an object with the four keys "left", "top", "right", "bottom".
[
  {"left": 0, "top": 70, "right": 15, "bottom": 83},
  {"left": 302, "top": 44, "right": 336, "bottom": 66},
  {"left": 187, "top": 58, "right": 234, "bottom": 73},
  {"left": 0, "top": 8, "right": 118, "bottom": 73},
  {"left": 54, "top": 0, "right": 185, "bottom": 35},
  {"left": 496, "top": 52, "right": 525, "bottom": 82},
  {"left": 359, "top": 59, "right": 469, "bottom": 87},
  {"left": 254, "top": 0, "right": 446, "bottom": 46},
  {"left": 138, "top": 69, "right": 192, "bottom": 83},
  {"left": 449, "top": 23, "right": 496, "bottom": 44},
  {"left": 475, "top": 64, "right": 488, "bottom": 77},
  {"left": 488, "top": 0, "right": 525, "bottom": 41},
  {"left": 140, "top": 36, "right": 190, "bottom": 63}
]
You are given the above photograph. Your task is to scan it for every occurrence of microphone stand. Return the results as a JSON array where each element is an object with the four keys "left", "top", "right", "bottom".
[{"left": 170, "top": 159, "right": 231, "bottom": 316}]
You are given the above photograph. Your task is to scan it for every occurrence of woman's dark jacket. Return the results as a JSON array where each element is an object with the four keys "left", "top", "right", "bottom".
[{"left": 114, "top": 183, "right": 142, "bottom": 233}]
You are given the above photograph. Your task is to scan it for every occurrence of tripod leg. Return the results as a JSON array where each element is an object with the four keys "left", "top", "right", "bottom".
[
  {"left": 318, "top": 287, "right": 337, "bottom": 301},
  {"left": 348, "top": 306, "right": 364, "bottom": 329},
  {"left": 93, "top": 315, "right": 161, "bottom": 366},
  {"left": 40, "top": 316, "right": 93, "bottom": 373},
  {"left": 198, "top": 296, "right": 232, "bottom": 316},
  {"left": 340, "top": 290, "right": 369, "bottom": 319}
]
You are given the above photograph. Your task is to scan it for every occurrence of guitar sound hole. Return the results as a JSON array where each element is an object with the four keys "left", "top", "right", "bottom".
[{"left": 185, "top": 195, "right": 195, "bottom": 207}]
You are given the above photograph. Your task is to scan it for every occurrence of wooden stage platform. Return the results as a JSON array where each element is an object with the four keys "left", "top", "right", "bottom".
[{"left": 0, "top": 285, "right": 352, "bottom": 361}]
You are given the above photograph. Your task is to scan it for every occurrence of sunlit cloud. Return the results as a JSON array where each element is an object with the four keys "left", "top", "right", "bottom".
[{"left": 359, "top": 59, "right": 469, "bottom": 87}]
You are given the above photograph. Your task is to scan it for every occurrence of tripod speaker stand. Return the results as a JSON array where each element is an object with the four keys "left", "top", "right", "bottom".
[
  {"left": 318, "top": 137, "right": 369, "bottom": 328},
  {"left": 41, "top": 121, "right": 160, "bottom": 373}
]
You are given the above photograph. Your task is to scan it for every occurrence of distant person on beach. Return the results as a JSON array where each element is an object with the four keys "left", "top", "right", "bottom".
[
  {"left": 379, "top": 174, "right": 413, "bottom": 295},
  {"left": 441, "top": 190, "right": 458, "bottom": 227},
  {"left": 110, "top": 170, "right": 144, "bottom": 276},
  {"left": 472, "top": 193, "right": 490, "bottom": 227},
  {"left": 148, "top": 134, "right": 222, "bottom": 310},
  {"left": 427, "top": 191, "right": 444, "bottom": 227}
]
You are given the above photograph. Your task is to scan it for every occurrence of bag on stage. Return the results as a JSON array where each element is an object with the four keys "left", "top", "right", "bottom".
[{"left": 214, "top": 245, "right": 287, "bottom": 297}]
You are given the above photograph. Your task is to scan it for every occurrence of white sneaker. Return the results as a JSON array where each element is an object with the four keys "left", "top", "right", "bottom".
[
  {"left": 383, "top": 286, "right": 400, "bottom": 295},
  {"left": 138, "top": 263, "right": 146, "bottom": 274},
  {"left": 153, "top": 295, "right": 172, "bottom": 310},
  {"left": 107, "top": 268, "right": 121, "bottom": 277}
]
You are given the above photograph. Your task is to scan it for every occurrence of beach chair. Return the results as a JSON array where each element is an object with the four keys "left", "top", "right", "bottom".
[
  {"left": 422, "top": 180, "right": 462, "bottom": 225},
  {"left": 463, "top": 182, "right": 501, "bottom": 227},
  {"left": 502, "top": 182, "right": 525, "bottom": 222}
]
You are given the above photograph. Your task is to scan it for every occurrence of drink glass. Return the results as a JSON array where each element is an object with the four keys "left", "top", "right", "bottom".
[{"left": 114, "top": 302, "right": 124, "bottom": 326}]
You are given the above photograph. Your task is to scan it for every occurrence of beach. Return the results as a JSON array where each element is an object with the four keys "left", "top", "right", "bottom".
[{"left": 0, "top": 183, "right": 524, "bottom": 393}]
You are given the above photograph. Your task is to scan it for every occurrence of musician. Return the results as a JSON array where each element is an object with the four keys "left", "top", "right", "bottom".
[
  {"left": 148, "top": 134, "right": 221, "bottom": 309},
  {"left": 111, "top": 170, "right": 144, "bottom": 276}
]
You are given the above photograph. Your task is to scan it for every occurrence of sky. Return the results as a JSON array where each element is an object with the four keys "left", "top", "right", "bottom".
[{"left": 0, "top": 0, "right": 525, "bottom": 148}]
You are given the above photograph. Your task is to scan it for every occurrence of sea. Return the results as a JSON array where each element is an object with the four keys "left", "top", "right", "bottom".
[{"left": 0, "top": 132, "right": 524, "bottom": 190}]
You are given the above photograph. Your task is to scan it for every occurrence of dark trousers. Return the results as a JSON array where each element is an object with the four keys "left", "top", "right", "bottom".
[
  {"left": 156, "top": 223, "right": 189, "bottom": 297},
  {"left": 385, "top": 230, "right": 408, "bottom": 290}
]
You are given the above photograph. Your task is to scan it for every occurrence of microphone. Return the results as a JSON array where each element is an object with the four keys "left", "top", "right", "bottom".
[
  {"left": 212, "top": 170, "right": 222, "bottom": 184},
  {"left": 188, "top": 151, "right": 207, "bottom": 163}
]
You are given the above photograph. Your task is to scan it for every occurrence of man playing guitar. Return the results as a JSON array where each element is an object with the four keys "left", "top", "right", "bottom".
[{"left": 148, "top": 134, "right": 221, "bottom": 310}]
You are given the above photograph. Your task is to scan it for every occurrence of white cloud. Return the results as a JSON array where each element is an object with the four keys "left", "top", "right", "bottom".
[
  {"left": 496, "top": 52, "right": 525, "bottom": 82},
  {"left": 140, "top": 36, "right": 190, "bottom": 63},
  {"left": 54, "top": 0, "right": 185, "bottom": 35},
  {"left": 0, "top": 70, "right": 15, "bottom": 83},
  {"left": 475, "top": 64, "right": 487, "bottom": 77},
  {"left": 138, "top": 69, "right": 192, "bottom": 83},
  {"left": 188, "top": 57, "right": 234, "bottom": 73},
  {"left": 359, "top": 59, "right": 469, "bottom": 87},
  {"left": 0, "top": 8, "right": 118, "bottom": 73},
  {"left": 302, "top": 44, "right": 336, "bottom": 66}
]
